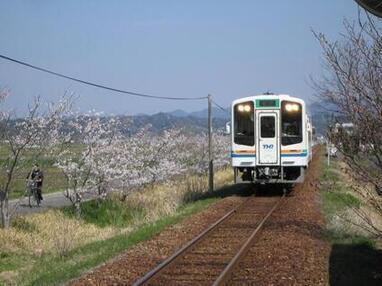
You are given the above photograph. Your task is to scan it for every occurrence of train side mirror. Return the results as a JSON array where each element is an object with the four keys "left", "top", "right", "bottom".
[{"left": 225, "top": 122, "right": 231, "bottom": 135}]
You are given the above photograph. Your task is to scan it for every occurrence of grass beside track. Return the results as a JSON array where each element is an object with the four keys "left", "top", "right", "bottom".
[
  {"left": 15, "top": 198, "right": 218, "bottom": 286},
  {"left": 62, "top": 198, "right": 146, "bottom": 228},
  {"left": 0, "top": 197, "right": 218, "bottom": 286},
  {"left": 0, "top": 168, "right": 234, "bottom": 285},
  {"left": 319, "top": 153, "right": 382, "bottom": 285},
  {"left": 319, "top": 156, "right": 371, "bottom": 246}
]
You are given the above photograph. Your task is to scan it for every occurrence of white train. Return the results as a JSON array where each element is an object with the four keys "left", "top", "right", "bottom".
[{"left": 230, "top": 94, "right": 313, "bottom": 184}]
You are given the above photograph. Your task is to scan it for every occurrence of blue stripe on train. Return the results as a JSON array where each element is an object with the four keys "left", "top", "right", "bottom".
[
  {"left": 280, "top": 153, "right": 308, "bottom": 157},
  {"left": 231, "top": 154, "right": 256, "bottom": 158},
  {"left": 231, "top": 153, "right": 308, "bottom": 158}
]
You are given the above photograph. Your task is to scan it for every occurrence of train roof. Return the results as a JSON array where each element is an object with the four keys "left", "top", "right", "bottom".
[{"left": 232, "top": 94, "right": 305, "bottom": 106}]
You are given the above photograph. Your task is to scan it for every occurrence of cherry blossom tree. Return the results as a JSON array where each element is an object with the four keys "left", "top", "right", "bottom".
[
  {"left": 0, "top": 93, "right": 72, "bottom": 228},
  {"left": 314, "top": 15, "right": 382, "bottom": 236},
  {"left": 110, "top": 129, "right": 230, "bottom": 192},
  {"left": 54, "top": 111, "right": 230, "bottom": 218},
  {"left": 54, "top": 113, "right": 120, "bottom": 217},
  {"left": 175, "top": 131, "right": 230, "bottom": 174},
  {"left": 105, "top": 127, "right": 189, "bottom": 200},
  {"left": 1, "top": 85, "right": 230, "bottom": 224}
]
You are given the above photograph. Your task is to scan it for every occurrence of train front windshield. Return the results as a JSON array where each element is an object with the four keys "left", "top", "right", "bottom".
[
  {"left": 281, "top": 101, "right": 302, "bottom": 145},
  {"left": 234, "top": 101, "right": 254, "bottom": 146}
]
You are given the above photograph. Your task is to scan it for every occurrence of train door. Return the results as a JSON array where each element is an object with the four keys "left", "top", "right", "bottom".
[{"left": 256, "top": 112, "right": 280, "bottom": 165}]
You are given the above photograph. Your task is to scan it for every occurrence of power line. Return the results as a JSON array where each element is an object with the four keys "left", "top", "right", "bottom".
[
  {"left": 211, "top": 99, "right": 230, "bottom": 115},
  {"left": 0, "top": 54, "right": 207, "bottom": 101}
]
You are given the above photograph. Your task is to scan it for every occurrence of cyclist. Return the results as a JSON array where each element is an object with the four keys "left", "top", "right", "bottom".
[{"left": 26, "top": 164, "right": 44, "bottom": 203}]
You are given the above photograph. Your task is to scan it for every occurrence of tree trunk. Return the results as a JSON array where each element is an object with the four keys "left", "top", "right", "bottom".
[
  {"left": 74, "top": 193, "right": 81, "bottom": 219},
  {"left": 1, "top": 191, "right": 10, "bottom": 228}
]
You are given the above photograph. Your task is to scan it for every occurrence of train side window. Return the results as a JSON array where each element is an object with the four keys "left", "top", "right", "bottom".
[
  {"left": 281, "top": 101, "right": 302, "bottom": 145},
  {"left": 234, "top": 101, "right": 254, "bottom": 146},
  {"left": 260, "top": 116, "right": 275, "bottom": 138}
]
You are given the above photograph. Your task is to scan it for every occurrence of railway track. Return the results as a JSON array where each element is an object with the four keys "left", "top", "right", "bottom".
[{"left": 133, "top": 192, "right": 286, "bottom": 286}]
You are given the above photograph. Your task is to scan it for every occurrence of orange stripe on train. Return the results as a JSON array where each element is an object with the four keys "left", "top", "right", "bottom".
[
  {"left": 234, "top": 150, "right": 256, "bottom": 154},
  {"left": 281, "top": 149, "right": 303, "bottom": 153}
]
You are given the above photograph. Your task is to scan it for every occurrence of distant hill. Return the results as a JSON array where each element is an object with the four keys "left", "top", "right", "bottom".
[
  {"left": 56, "top": 103, "right": 340, "bottom": 137},
  {"left": 164, "top": 102, "right": 335, "bottom": 136},
  {"left": 117, "top": 111, "right": 228, "bottom": 135},
  {"left": 169, "top": 107, "right": 230, "bottom": 120},
  {"left": 168, "top": 109, "right": 189, "bottom": 118}
]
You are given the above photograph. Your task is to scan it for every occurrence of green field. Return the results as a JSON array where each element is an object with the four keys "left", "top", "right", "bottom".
[{"left": 0, "top": 144, "right": 83, "bottom": 199}]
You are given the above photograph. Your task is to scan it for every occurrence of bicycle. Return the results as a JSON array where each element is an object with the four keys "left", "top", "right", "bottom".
[{"left": 26, "top": 179, "right": 41, "bottom": 207}]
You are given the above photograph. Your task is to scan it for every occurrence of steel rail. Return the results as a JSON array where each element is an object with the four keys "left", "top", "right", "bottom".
[
  {"left": 212, "top": 193, "right": 286, "bottom": 286},
  {"left": 133, "top": 198, "right": 251, "bottom": 286}
]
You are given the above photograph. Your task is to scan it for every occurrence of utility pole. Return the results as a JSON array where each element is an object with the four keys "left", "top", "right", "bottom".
[
  {"left": 208, "top": 94, "right": 214, "bottom": 192},
  {"left": 327, "top": 139, "right": 330, "bottom": 166}
]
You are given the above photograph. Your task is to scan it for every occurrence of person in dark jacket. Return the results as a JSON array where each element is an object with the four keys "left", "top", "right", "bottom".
[{"left": 26, "top": 164, "right": 44, "bottom": 201}]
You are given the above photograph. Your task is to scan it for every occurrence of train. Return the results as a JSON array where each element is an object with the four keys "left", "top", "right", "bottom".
[{"left": 229, "top": 94, "right": 313, "bottom": 184}]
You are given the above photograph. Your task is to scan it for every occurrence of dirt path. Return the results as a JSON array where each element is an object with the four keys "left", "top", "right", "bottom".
[
  {"left": 9, "top": 191, "right": 94, "bottom": 215},
  {"left": 72, "top": 151, "right": 330, "bottom": 285}
]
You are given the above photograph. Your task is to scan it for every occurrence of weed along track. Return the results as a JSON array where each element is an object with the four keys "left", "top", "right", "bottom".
[{"left": 133, "top": 193, "right": 286, "bottom": 285}]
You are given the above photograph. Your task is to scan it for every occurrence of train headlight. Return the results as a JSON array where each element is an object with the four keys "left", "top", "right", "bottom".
[
  {"left": 237, "top": 104, "right": 251, "bottom": 112},
  {"left": 285, "top": 103, "right": 300, "bottom": 112}
]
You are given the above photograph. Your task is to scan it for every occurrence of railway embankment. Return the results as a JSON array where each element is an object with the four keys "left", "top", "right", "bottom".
[{"left": 319, "top": 153, "right": 382, "bottom": 285}]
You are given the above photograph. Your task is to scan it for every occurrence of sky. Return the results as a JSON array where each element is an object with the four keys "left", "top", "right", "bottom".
[{"left": 0, "top": 0, "right": 361, "bottom": 115}]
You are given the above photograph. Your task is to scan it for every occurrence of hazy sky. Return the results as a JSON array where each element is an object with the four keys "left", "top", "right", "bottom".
[{"left": 0, "top": 0, "right": 360, "bottom": 115}]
